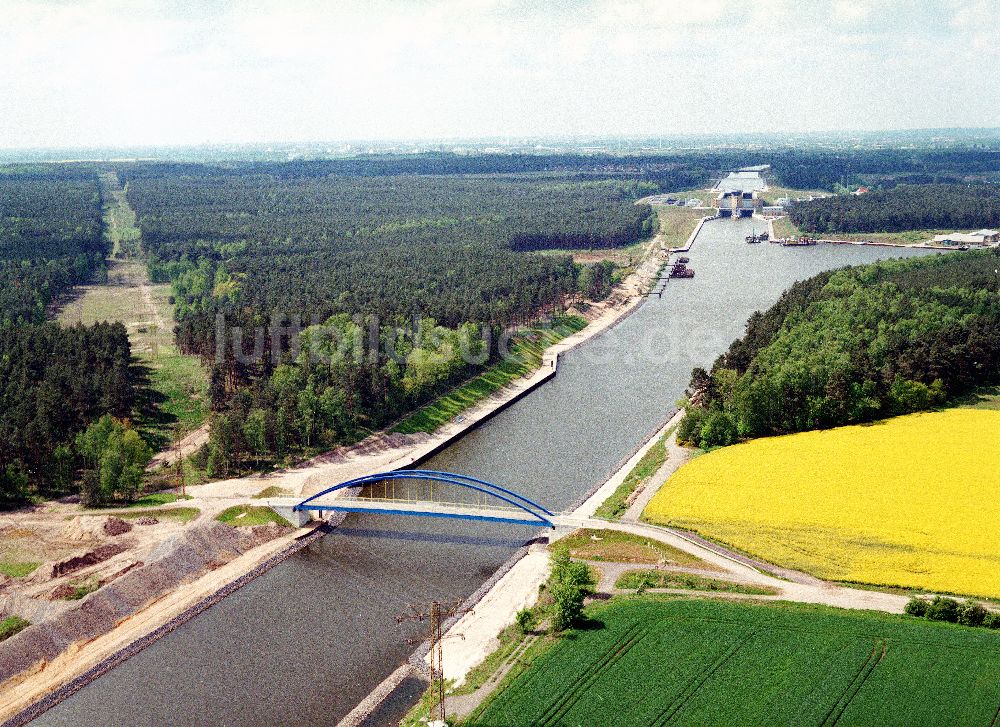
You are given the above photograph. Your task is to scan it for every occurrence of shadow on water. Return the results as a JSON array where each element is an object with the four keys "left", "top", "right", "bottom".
[{"left": 331, "top": 526, "right": 531, "bottom": 550}]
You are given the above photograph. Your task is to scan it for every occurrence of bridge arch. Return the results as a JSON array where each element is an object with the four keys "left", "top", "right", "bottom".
[{"left": 295, "top": 469, "right": 554, "bottom": 528}]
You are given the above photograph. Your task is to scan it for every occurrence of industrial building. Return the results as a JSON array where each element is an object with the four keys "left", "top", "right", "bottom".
[
  {"left": 932, "top": 229, "right": 1000, "bottom": 247},
  {"left": 716, "top": 190, "right": 760, "bottom": 218}
]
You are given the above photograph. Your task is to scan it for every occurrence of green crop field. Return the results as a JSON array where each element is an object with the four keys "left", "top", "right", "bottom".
[{"left": 467, "top": 598, "right": 1000, "bottom": 726}]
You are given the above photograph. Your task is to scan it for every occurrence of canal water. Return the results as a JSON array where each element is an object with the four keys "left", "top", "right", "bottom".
[
  {"left": 715, "top": 170, "right": 768, "bottom": 193},
  {"left": 31, "top": 219, "right": 938, "bottom": 727}
]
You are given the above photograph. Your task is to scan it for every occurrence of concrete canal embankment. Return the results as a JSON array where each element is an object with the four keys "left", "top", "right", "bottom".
[{"left": 0, "top": 522, "right": 329, "bottom": 727}]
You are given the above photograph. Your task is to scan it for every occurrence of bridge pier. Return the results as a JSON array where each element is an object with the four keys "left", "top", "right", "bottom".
[{"left": 270, "top": 504, "right": 313, "bottom": 528}]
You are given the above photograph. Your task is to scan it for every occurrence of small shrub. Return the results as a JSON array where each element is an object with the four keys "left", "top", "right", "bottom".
[
  {"left": 983, "top": 613, "right": 1000, "bottom": 629},
  {"left": 904, "top": 597, "right": 929, "bottom": 618},
  {"left": 926, "top": 596, "right": 960, "bottom": 623},
  {"left": 515, "top": 609, "right": 536, "bottom": 635},
  {"left": 958, "top": 601, "right": 988, "bottom": 627},
  {"left": 677, "top": 408, "right": 705, "bottom": 446}
]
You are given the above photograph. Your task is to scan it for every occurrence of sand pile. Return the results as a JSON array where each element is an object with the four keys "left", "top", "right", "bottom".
[{"left": 58, "top": 517, "right": 107, "bottom": 542}]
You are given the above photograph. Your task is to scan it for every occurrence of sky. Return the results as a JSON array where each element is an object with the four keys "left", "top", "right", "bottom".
[{"left": 1, "top": 0, "right": 999, "bottom": 149}]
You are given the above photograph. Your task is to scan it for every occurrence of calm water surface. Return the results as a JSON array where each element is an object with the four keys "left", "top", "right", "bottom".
[{"left": 32, "top": 219, "right": 939, "bottom": 726}]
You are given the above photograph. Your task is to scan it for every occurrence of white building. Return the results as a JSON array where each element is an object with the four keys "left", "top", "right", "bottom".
[{"left": 932, "top": 229, "right": 1000, "bottom": 246}]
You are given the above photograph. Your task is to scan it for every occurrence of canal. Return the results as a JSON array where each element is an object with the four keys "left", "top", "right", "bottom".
[{"left": 31, "top": 217, "right": 938, "bottom": 726}]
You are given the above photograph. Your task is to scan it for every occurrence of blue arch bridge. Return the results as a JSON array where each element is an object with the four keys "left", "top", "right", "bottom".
[{"left": 266, "top": 470, "right": 580, "bottom": 529}]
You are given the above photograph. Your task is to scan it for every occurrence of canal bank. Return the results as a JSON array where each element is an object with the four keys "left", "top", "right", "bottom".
[{"left": 27, "top": 217, "right": 939, "bottom": 727}]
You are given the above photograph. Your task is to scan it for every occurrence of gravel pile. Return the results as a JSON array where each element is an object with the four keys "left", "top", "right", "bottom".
[
  {"left": 102, "top": 517, "right": 132, "bottom": 536},
  {"left": 49, "top": 542, "right": 130, "bottom": 579}
]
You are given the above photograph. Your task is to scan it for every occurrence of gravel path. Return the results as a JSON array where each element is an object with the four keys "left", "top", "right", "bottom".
[{"left": 621, "top": 424, "right": 693, "bottom": 522}]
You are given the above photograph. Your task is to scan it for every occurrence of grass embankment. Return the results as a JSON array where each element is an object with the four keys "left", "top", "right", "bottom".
[
  {"left": 773, "top": 215, "right": 954, "bottom": 246},
  {"left": 652, "top": 205, "right": 709, "bottom": 249},
  {"left": 468, "top": 598, "right": 1000, "bottom": 726},
  {"left": 117, "top": 507, "right": 201, "bottom": 524},
  {"left": 107, "top": 492, "right": 193, "bottom": 508},
  {"left": 393, "top": 315, "right": 587, "bottom": 434},
  {"left": 615, "top": 570, "right": 777, "bottom": 595},
  {"left": 253, "top": 486, "right": 293, "bottom": 499},
  {"left": 61, "top": 578, "right": 100, "bottom": 601},
  {"left": 645, "top": 409, "right": 1000, "bottom": 599},
  {"left": 0, "top": 561, "right": 41, "bottom": 578},
  {"left": 593, "top": 426, "right": 674, "bottom": 520},
  {"left": 215, "top": 505, "right": 292, "bottom": 528},
  {"left": 0, "top": 615, "right": 30, "bottom": 643},
  {"left": 559, "top": 529, "right": 709, "bottom": 570}
]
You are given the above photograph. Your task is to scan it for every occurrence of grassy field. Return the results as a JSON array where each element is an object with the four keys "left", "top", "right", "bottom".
[
  {"left": 772, "top": 216, "right": 956, "bottom": 246},
  {"left": 468, "top": 598, "right": 1000, "bottom": 726},
  {"left": 392, "top": 315, "right": 587, "bottom": 434},
  {"left": 644, "top": 409, "right": 1000, "bottom": 599},
  {"left": 534, "top": 238, "right": 648, "bottom": 267},
  {"left": 593, "top": 426, "right": 673, "bottom": 520},
  {"left": 116, "top": 506, "right": 201, "bottom": 523},
  {"left": 559, "top": 529, "right": 710, "bottom": 569},
  {"left": 652, "top": 205, "right": 710, "bottom": 249},
  {"left": 0, "top": 561, "right": 40, "bottom": 578},
  {"left": 58, "top": 259, "right": 209, "bottom": 447},
  {"left": 57, "top": 176, "right": 209, "bottom": 450},
  {"left": 127, "top": 492, "right": 192, "bottom": 507},
  {"left": 100, "top": 172, "right": 142, "bottom": 257},
  {"left": 957, "top": 384, "right": 1000, "bottom": 410},
  {"left": 215, "top": 505, "right": 292, "bottom": 528},
  {"left": 614, "top": 570, "right": 778, "bottom": 595}
]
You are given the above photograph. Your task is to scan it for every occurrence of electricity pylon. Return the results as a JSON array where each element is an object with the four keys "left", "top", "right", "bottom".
[{"left": 397, "top": 599, "right": 472, "bottom": 724}]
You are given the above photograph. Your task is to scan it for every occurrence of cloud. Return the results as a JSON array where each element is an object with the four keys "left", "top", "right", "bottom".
[
  {"left": 831, "top": 0, "right": 872, "bottom": 23},
  {"left": 0, "top": 0, "right": 998, "bottom": 147}
]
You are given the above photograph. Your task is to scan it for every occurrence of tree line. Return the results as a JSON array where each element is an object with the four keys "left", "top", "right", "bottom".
[
  {"left": 118, "top": 147, "right": 1000, "bottom": 193},
  {"left": 127, "top": 171, "right": 645, "bottom": 360},
  {"left": 789, "top": 184, "right": 1000, "bottom": 233},
  {"left": 680, "top": 249, "right": 1000, "bottom": 448}
]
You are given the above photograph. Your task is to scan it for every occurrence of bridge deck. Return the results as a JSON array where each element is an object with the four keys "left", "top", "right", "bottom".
[{"left": 288, "top": 496, "right": 555, "bottom": 528}]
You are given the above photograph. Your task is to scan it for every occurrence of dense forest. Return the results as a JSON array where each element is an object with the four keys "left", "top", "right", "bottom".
[
  {"left": 0, "top": 170, "right": 142, "bottom": 506},
  {"left": 789, "top": 184, "right": 1000, "bottom": 233},
  {"left": 125, "top": 172, "right": 653, "bottom": 359},
  {"left": 7, "top": 147, "right": 1000, "bottom": 496},
  {"left": 121, "top": 165, "right": 649, "bottom": 473},
  {"left": 119, "top": 147, "right": 1000, "bottom": 192},
  {"left": 0, "top": 323, "right": 137, "bottom": 505},
  {"left": 0, "top": 175, "right": 105, "bottom": 323},
  {"left": 679, "top": 249, "right": 1000, "bottom": 448}
]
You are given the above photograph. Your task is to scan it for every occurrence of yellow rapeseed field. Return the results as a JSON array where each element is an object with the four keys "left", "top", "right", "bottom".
[{"left": 644, "top": 409, "right": 1000, "bottom": 598}]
